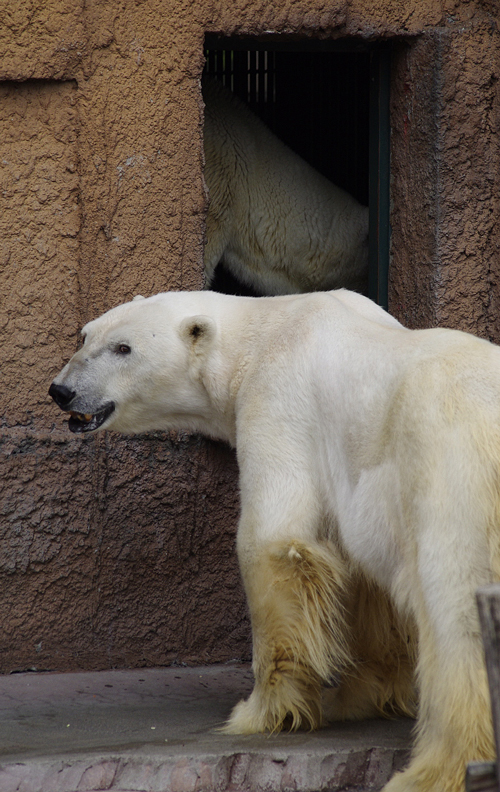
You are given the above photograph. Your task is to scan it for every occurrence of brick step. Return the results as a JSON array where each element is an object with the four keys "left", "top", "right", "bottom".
[{"left": 0, "top": 664, "right": 412, "bottom": 792}]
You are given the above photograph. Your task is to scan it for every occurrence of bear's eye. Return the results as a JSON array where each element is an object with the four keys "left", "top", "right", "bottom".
[{"left": 115, "top": 344, "right": 131, "bottom": 355}]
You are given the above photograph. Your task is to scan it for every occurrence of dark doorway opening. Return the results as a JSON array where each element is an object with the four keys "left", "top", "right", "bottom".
[{"left": 203, "top": 36, "right": 390, "bottom": 307}]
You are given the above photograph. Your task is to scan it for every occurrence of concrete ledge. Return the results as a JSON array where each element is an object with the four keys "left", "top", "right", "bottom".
[
  {"left": 0, "top": 664, "right": 412, "bottom": 792},
  {"left": 0, "top": 428, "right": 248, "bottom": 675}
]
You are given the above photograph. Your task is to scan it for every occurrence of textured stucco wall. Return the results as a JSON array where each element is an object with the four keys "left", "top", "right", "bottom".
[
  {"left": 390, "top": 20, "right": 500, "bottom": 337},
  {"left": 1, "top": 80, "right": 80, "bottom": 429},
  {"left": 0, "top": 0, "right": 499, "bottom": 672},
  {"left": 1, "top": 0, "right": 245, "bottom": 673},
  {"left": 0, "top": 432, "right": 245, "bottom": 672}
]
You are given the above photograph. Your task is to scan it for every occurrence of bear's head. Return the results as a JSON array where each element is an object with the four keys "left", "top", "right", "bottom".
[{"left": 49, "top": 294, "right": 218, "bottom": 436}]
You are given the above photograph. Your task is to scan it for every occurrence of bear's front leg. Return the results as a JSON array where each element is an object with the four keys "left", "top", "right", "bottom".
[{"left": 222, "top": 537, "right": 352, "bottom": 734}]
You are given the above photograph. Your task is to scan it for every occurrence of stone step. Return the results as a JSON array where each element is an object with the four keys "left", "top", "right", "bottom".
[{"left": 0, "top": 664, "right": 412, "bottom": 792}]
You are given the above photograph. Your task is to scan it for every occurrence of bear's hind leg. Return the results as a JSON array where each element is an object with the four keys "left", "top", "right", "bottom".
[
  {"left": 382, "top": 649, "right": 493, "bottom": 792},
  {"left": 382, "top": 547, "right": 495, "bottom": 789},
  {"left": 323, "top": 577, "right": 417, "bottom": 722},
  {"left": 222, "top": 540, "right": 352, "bottom": 734}
]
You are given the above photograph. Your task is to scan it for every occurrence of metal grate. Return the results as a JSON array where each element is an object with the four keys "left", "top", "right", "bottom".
[{"left": 204, "top": 49, "right": 276, "bottom": 105}]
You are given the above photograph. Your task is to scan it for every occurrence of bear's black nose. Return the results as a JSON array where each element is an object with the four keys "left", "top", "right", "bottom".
[{"left": 49, "top": 383, "right": 76, "bottom": 409}]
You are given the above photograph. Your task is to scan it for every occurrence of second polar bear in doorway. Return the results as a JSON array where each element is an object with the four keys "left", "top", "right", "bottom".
[{"left": 202, "top": 79, "right": 369, "bottom": 295}]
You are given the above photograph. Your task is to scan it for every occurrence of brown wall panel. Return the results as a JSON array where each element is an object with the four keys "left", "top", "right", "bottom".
[
  {"left": 0, "top": 80, "right": 81, "bottom": 428},
  {"left": 0, "top": 0, "right": 499, "bottom": 671}
]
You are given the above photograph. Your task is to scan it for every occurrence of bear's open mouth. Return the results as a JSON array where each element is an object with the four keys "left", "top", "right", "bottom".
[{"left": 68, "top": 402, "right": 115, "bottom": 433}]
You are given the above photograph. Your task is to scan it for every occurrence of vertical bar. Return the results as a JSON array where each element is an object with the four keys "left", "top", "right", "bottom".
[
  {"left": 466, "top": 762, "right": 498, "bottom": 792},
  {"left": 369, "top": 46, "right": 391, "bottom": 310},
  {"left": 475, "top": 584, "right": 500, "bottom": 792}
]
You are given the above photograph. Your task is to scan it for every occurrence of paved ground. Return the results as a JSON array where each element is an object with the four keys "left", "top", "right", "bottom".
[{"left": 0, "top": 663, "right": 413, "bottom": 792}]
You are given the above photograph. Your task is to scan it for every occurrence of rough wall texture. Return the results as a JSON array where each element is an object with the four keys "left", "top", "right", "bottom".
[
  {"left": 0, "top": 432, "right": 245, "bottom": 672},
  {"left": 0, "top": 0, "right": 499, "bottom": 672},
  {"left": 0, "top": 80, "right": 80, "bottom": 429},
  {"left": 390, "top": 16, "right": 500, "bottom": 336}
]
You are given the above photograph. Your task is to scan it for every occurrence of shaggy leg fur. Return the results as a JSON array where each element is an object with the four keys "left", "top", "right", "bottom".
[
  {"left": 222, "top": 540, "right": 352, "bottom": 734},
  {"left": 382, "top": 459, "right": 500, "bottom": 792},
  {"left": 384, "top": 534, "right": 497, "bottom": 788},
  {"left": 383, "top": 648, "right": 494, "bottom": 792},
  {"left": 323, "top": 577, "right": 417, "bottom": 722}
]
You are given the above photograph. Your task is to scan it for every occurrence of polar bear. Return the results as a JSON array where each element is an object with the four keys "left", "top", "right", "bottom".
[
  {"left": 49, "top": 289, "right": 498, "bottom": 792},
  {"left": 203, "top": 80, "right": 369, "bottom": 295}
]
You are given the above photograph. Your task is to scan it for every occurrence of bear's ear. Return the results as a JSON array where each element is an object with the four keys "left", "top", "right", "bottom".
[
  {"left": 132, "top": 294, "right": 145, "bottom": 301},
  {"left": 179, "top": 315, "right": 216, "bottom": 353}
]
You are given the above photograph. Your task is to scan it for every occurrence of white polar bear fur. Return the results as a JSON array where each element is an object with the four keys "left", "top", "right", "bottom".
[
  {"left": 203, "top": 80, "right": 369, "bottom": 295},
  {"left": 50, "top": 289, "right": 499, "bottom": 792}
]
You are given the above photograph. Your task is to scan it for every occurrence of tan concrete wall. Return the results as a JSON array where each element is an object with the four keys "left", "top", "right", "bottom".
[
  {"left": 1, "top": 80, "right": 80, "bottom": 428},
  {"left": 0, "top": 0, "right": 499, "bottom": 672},
  {"left": 390, "top": 21, "right": 500, "bottom": 336}
]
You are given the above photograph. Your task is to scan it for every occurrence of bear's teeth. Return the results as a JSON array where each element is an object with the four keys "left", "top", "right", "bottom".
[{"left": 69, "top": 411, "right": 93, "bottom": 422}]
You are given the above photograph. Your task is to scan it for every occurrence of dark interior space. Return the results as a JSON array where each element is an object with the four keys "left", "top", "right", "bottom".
[{"left": 203, "top": 39, "right": 371, "bottom": 297}]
